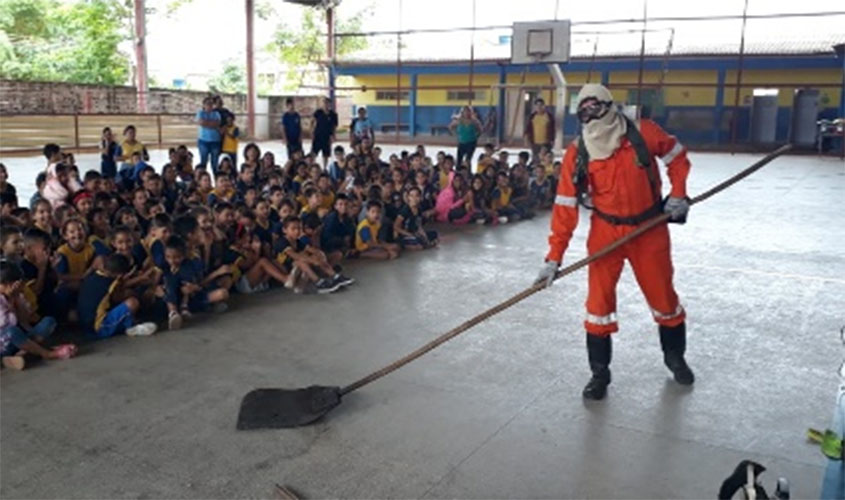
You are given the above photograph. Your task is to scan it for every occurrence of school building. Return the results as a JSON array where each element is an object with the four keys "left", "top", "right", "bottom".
[{"left": 334, "top": 45, "right": 845, "bottom": 151}]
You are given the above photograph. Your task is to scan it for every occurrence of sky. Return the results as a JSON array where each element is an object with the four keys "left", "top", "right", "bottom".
[{"left": 141, "top": 0, "right": 845, "bottom": 87}]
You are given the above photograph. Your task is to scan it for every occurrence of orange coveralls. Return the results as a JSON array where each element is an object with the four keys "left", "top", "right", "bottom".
[{"left": 546, "top": 119, "right": 690, "bottom": 336}]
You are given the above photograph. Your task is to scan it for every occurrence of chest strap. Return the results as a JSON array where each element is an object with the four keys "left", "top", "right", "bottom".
[{"left": 573, "top": 116, "right": 662, "bottom": 226}]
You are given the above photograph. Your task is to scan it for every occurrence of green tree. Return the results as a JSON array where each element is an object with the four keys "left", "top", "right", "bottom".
[
  {"left": 267, "top": 4, "right": 370, "bottom": 89},
  {"left": 0, "top": 0, "right": 131, "bottom": 84},
  {"left": 207, "top": 60, "right": 247, "bottom": 94}
]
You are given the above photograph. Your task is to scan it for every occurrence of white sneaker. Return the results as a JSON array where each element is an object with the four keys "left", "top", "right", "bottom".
[
  {"left": 168, "top": 311, "right": 183, "bottom": 331},
  {"left": 284, "top": 265, "right": 301, "bottom": 290},
  {"left": 475, "top": 218, "right": 486, "bottom": 225},
  {"left": 127, "top": 322, "right": 158, "bottom": 337},
  {"left": 498, "top": 216, "right": 509, "bottom": 224}
]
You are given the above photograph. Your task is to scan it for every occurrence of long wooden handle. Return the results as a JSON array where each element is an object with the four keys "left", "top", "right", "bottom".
[{"left": 339, "top": 144, "right": 793, "bottom": 396}]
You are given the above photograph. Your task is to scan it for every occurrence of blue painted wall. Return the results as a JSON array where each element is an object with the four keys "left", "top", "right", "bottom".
[{"left": 337, "top": 54, "right": 843, "bottom": 150}]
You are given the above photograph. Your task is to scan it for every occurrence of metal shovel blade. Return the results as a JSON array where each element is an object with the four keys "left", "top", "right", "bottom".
[{"left": 237, "top": 385, "right": 342, "bottom": 430}]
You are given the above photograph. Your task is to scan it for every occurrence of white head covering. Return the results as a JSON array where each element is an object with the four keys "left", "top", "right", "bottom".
[{"left": 576, "top": 84, "right": 626, "bottom": 160}]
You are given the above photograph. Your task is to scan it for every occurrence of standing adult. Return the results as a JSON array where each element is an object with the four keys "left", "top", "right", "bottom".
[
  {"left": 214, "top": 95, "right": 234, "bottom": 127},
  {"left": 310, "top": 97, "right": 338, "bottom": 170},
  {"left": 281, "top": 97, "right": 303, "bottom": 160},
  {"left": 195, "top": 96, "right": 222, "bottom": 174},
  {"left": 448, "top": 106, "right": 482, "bottom": 170},
  {"left": 99, "top": 127, "right": 118, "bottom": 179},
  {"left": 524, "top": 97, "right": 555, "bottom": 165},
  {"left": 350, "top": 106, "right": 375, "bottom": 147},
  {"left": 535, "top": 84, "right": 694, "bottom": 401}
]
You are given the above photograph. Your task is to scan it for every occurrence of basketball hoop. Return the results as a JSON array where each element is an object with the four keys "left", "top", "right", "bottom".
[{"left": 511, "top": 20, "right": 571, "bottom": 65}]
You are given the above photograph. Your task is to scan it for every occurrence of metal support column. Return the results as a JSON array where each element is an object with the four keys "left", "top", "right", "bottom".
[
  {"left": 497, "top": 65, "right": 506, "bottom": 144},
  {"left": 635, "top": 0, "right": 648, "bottom": 110},
  {"left": 409, "top": 73, "right": 417, "bottom": 137},
  {"left": 714, "top": 68, "right": 726, "bottom": 145},
  {"left": 327, "top": 6, "right": 336, "bottom": 106},
  {"left": 836, "top": 43, "right": 845, "bottom": 158},
  {"left": 245, "top": 0, "right": 256, "bottom": 137},
  {"left": 730, "top": 0, "right": 749, "bottom": 153},
  {"left": 133, "top": 0, "right": 148, "bottom": 113},
  {"left": 548, "top": 64, "right": 567, "bottom": 153}
]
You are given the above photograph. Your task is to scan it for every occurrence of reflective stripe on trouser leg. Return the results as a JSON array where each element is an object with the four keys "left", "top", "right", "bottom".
[
  {"left": 585, "top": 229, "right": 626, "bottom": 336},
  {"left": 626, "top": 224, "right": 686, "bottom": 327}
]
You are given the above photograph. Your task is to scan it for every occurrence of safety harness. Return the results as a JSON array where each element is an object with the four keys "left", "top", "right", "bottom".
[{"left": 573, "top": 116, "right": 663, "bottom": 226}]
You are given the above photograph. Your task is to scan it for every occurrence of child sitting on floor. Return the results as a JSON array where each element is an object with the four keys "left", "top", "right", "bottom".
[
  {"left": 274, "top": 217, "right": 350, "bottom": 294},
  {"left": 162, "top": 235, "right": 230, "bottom": 330},
  {"left": 227, "top": 224, "right": 290, "bottom": 295},
  {"left": 529, "top": 164, "right": 554, "bottom": 209},
  {"left": 55, "top": 219, "right": 100, "bottom": 318},
  {"left": 355, "top": 201, "right": 400, "bottom": 260},
  {"left": 77, "top": 253, "right": 157, "bottom": 339},
  {"left": 393, "top": 187, "right": 438, "bottom": 250},
  {"left": 320, "top": 193, "right": 357, "bottom": 262},
  {"left": 0, "top": 261, "right": 75, "bottom": 370}
]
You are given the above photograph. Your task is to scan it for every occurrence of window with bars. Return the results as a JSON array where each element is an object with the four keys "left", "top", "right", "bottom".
[
  {"left": 446, "top": 90, "right": 486, "bottom": 102},
  {"left": 375, "top": 90, "right": 410, "bottom": 101}
]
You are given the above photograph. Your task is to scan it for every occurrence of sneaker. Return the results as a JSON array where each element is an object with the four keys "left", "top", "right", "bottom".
[
  {"left": 126, "top": 322, "right": 158, "bottom": 337},
  {"left": 316, "top": 278, "right": 341, "bottom": 294},
  {"left": 212, "top": 302, "right": 229, "bottom": 314},
  {"left": 168, "top": 311, "right": 183, "bottom": 331},
  {"left": 333, "top": 273, "right": 355, "bottom": 287},
  {"left": 2, "top": 355, "right": 25, "bottom": 371},
  {"left": 498, "top": 216, "right": 509, "bottom": 224},
  {"left": 285, "top": 265, "right": 301, "bottom": 290},
  {"left": 475, "top": 218, "right": 486, "bottom": 225}
]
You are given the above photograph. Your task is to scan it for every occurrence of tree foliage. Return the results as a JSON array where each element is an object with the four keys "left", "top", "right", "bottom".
[
  {"left": 267, "top": 4, "right": 369, "bottom": 89},
  {"left": 0, "top": 0, "right": 131, "bottom": 84},
  {"left": 207, "top": 60, "right": 246, "bottom": 94}
]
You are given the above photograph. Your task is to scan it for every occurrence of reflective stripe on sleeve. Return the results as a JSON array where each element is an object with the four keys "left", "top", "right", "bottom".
[
  {"left": 661, "top": 141, "right": 684, "bottom": 164},
  {"left": 555, "top": 194, "right": 577, "bottom": 207}
]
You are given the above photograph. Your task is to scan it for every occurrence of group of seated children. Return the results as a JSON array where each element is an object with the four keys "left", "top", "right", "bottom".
[{"left": 0, "top": 135, "right": 558, "bottom": 371}]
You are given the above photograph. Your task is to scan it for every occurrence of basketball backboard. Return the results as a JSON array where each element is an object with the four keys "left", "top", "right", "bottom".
[{"left": 511, "top": 20, "right": 571, "bottom": 65}]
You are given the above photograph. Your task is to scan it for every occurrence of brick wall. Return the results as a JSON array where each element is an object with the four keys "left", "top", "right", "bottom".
[
  {"left": 0, "top": 80, "right": 350, "bottom": 142},
  {"left": 0, "top": 80, "right": 248, "bottom": 115}
]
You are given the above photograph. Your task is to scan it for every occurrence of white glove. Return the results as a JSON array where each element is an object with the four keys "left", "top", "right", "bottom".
[
  {"left": 534, "top": 260, "right": 559, "bottom": 289},
  {"left": 664, "top": 196, "right": 689, "bottom": 223}
]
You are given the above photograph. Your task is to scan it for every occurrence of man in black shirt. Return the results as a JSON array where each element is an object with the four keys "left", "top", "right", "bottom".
[{"left": 310, "top": 97, "right": 338, "bottom": 169}]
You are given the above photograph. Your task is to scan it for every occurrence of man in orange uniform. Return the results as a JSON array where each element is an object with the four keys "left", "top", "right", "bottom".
[{"left": 535, "top": 84, "right": 694, "bottom": 400}]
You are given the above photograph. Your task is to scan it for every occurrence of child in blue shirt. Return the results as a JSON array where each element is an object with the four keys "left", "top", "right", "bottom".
[{"left": 77, "top": 254, "right": 157, "bottom": 339}]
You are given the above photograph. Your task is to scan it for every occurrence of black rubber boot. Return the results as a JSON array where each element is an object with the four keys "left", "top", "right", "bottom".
[
  {"left": 659, "top": 322, "right": 695, "bottom": 385},
  {"left": 582, "top": 333, "right": 612, "bottom": 400}
]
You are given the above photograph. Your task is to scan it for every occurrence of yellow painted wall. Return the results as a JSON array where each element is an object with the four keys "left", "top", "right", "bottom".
[
  {"left": 416, "top": 73, "right": 499, "bottom": 106},
  {"left": 351, "top": 75, "right": 413, "bottom": 105},
  {"left": 723, "top": 69, "right": 841, "bottom": 107},
  {"left": 609, "top": 70, "right": 719, "bottom": 106},
  {"left": 350, "top": 68, "right": 841, "bottom": 108}
]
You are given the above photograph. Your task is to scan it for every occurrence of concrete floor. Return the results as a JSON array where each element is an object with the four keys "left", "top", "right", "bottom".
[{"left": 1, "top": 147, "right": 844, "bottom": 499}]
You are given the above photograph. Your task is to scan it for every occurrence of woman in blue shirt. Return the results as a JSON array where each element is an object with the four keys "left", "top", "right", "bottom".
[{"left": 195, "top": 97, "right": 222, "bottom": 174}]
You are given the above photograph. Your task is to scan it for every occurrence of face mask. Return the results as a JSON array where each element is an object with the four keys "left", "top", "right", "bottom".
[{"left": 577, "top": 101, "right": 611, "bottom": 124}]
